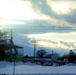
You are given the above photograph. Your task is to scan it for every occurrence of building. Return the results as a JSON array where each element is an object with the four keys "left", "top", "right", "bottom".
[{"left": 0, "top": 38, "right": 23, "bottom": 61}]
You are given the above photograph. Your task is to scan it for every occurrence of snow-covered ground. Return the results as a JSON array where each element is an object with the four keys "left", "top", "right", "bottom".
[{"left": 0, "top": 61, "right": 76, "bottom": 75}]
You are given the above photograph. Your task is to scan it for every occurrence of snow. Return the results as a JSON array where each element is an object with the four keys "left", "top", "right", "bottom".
[{"left": 0, "top": 61, "right": 76, "bottom": 75}]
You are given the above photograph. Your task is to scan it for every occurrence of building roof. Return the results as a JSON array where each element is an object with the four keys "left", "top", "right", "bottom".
[{"left": 0, "top": 43, "right": 23, "bottom": 51}]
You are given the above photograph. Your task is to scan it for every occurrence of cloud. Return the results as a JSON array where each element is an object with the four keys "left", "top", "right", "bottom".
[
  {"left": 63, "top": 10, "right": 76, "bottom": 25},
  {"left": 21, "top": 32, "right": 76, "bottom": 50},
  {"left": 27, "top": 0, "right": 76, "bottom": 28},
  {"left": 0, "top": 0, "right": 76, "bottom": 34},
  {"left": 47, "top": 0, "right": 76, "bottom": 15},
  {"left": 0, "top": 18, "right": 75, "bottom": 34},
  {"left": 0, "top": 0, "right": 41, "bottom": 20},
  {"left": 17, "top": 20, "right": 76, "bottom": 34},
  {"left": 29, "top": 0, "right": 56, "bottom": 18},
  {"left": 25, "top": 32, "right": 76, "bottom": 42},
  {"left": 0, "top": 19, "right": 25, "bottom": 29},
  {"left": 59, "top": 41, "right": 73, "bottom": 50},
  {"left": 1, "top": 0, "right": 76, "bottom": 28},
  {"left": 37, "top": 41, "right": 74, "bottom": 50},
  {"left": 0, "top": 19, "right": 24, "bottom": 25}
]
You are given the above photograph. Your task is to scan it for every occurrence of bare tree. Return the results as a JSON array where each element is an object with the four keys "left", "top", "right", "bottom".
[{"left": 36, "top": 49, "right": 47, "bottom": 58}]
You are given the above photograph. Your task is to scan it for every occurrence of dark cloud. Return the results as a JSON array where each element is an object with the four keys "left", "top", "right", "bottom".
[
  {"left": 28, "top": 0, "right": 76, "bottom": 26},
  {"left": 21, "top": 0, "right": 76, "bottom": 27},
  {"left": 29, "top": 0, "right": 59, "bottom": 19},
  {"left": 63, "top": 10, "right": 76, "bottom": 25},
  {"left": 8, "top": 20, "right": 76, "bottom": 34}
]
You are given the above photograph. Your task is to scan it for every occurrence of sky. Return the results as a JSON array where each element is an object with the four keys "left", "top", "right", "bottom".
[{"left": 0, "top": 0, "right": 76, "bottom": 55}]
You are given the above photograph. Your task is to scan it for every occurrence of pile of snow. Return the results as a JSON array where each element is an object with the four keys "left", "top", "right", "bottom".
[
  {"left": 0, "top": 61, "right": 76, "bottom": 75},
  {"left": 64, "top": 63, "right": 76, "bottom": 66}
]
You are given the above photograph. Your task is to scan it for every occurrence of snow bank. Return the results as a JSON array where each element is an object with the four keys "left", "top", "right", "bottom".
[
  {"left": 5, "top": 73, "right": 76, "bottom": 75},
  {"left": 0, "top": 61, "right": 76, "bottom": 75},
  {"left": 64, "top": 63, "right": 76, "bottom": 66}
]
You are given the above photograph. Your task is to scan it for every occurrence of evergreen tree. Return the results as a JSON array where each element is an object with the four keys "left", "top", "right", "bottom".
[
  {"left": 0, "top": 31, "right": 8, "bottom": 61},
  {"left": 68, "top": 50, "right": 75, "bottom": 63}
]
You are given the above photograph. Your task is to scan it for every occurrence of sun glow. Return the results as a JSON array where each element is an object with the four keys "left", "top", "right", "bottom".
[
  {"left": 0, "top": 19, "right": 24, "bottom": 25},
  {"left": 0, "top": 0, "right": 40, "bottom": 20},
  {"left": 49, "top": 1, "right": 71, "bottom": 15},
  {"left": 0, "top": 0, "right": 51, "bottom": 26}
]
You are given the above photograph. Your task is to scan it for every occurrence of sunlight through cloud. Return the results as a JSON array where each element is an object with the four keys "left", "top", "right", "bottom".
[
  {"left": 0, "top": 19, "right": 24, "bottom": 25},
  {"left": 22, "top": 32, "right": 76, "bottom": 50},
  {"left": 46, "top": 0, "right": 76, "bottom": 15},
  {"left": 0, "top": 0, "right": 41, "bottom": 20}
]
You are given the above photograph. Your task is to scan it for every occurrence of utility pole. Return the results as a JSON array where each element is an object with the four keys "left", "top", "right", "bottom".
[
  {"left": 51, "top": 51, "right": 54, "bottom": 66},
  {"left": 9, "top": 29, "right": 15, "bottom": 75},
  {"left": 10, "top": 29, "right": 14, "bottom": 62},
  {"left": 11, "top": 29, "right": 16, "bottom": 75},
  {"left": 10, "top": 29, "right": 13, "bottom": 62},
  {"left": 32, "top": 38, "right": 37, "bottom": 62},
  {"left": 34, "top": 38, "right": 36, "bottom": 61},
  {"left": 11, "top": 29, "right": 13, "bottom": 42}
]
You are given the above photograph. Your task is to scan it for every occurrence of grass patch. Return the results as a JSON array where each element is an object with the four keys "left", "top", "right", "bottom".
[
  {"left": 4, "top": 53, "right": 23, "bottom": 62},
  {"left": 16, "top": 54, "right": 23, "bottom": 62}
]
